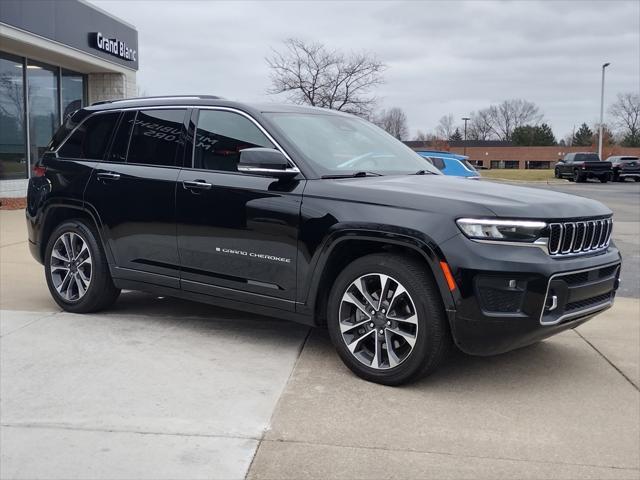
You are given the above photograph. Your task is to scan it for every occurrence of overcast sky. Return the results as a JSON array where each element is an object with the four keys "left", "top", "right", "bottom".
[{"left": 91, "top": 0, "right": 639, "bottom": 140}]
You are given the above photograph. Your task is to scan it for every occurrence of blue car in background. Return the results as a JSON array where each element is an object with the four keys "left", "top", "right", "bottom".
[{"left": 416, "top": 150, "right": 480, "bottom": 178}]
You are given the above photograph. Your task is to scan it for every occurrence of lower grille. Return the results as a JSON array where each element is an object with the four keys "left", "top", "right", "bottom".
[
  {"left": 540, "top": 262, "right": 619, "bottom": 326},
  {"left": 566, "top": 292, "right": 612, "bottom": 312}
]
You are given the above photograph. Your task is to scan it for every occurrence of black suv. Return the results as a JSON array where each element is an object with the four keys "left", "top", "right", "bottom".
[{"left": 27, "top": 96, "right": 622, "bottom": 385}]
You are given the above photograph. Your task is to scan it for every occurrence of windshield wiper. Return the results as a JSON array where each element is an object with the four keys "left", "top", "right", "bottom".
[
  {"left": 414, "top": 170, "right": 437, "bottom": 175},
  {"left": 321, "top": 171, "right": 383, "bottom": 179}
]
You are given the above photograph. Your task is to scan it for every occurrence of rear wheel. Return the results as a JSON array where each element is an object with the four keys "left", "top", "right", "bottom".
[
  {"left": 599, "top": 174, "right": 610, "bottom": 183},
  {"left": 574, "top": 169, "right": 585, "bottom": 183},
  {"left": 327, "top": 253, "right": 450, "bottom": 385},
  {"left": 44, "top": 220, "right": 120, "bottom": 313}
]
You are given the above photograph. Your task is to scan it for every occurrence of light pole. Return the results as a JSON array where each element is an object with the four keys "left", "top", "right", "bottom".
[
  {"left": 462, "top": 117, "right": 470, "bottom": 156},
  {"left": 598, "top": 62, "right": 610, "bottom": 160}
]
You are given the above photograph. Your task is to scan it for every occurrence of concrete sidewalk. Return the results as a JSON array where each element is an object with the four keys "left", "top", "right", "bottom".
[{"left": 1, "top": 209, "right": 639, "bottom": 479}]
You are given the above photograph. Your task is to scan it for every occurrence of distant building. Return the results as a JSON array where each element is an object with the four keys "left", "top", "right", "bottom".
[
  {"left": 406, "top": 141, "right": 640, "bottom": 169},
  {"left": 1, "top": 0, "right": 138, "bottom": 197}
]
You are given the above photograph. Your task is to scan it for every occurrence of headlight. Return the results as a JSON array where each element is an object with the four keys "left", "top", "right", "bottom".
[{"left": 456, "top": 218, "right": 547, "bottom": 243}]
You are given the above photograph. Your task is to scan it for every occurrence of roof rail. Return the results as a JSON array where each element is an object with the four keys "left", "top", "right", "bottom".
[{"left": 91, "top": 95, "right": 222, "bottom": 106}]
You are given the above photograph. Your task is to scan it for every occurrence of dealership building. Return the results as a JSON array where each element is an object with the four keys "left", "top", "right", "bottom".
[{"left": 0, "top": 0, "right": 137, "bottom": 197}]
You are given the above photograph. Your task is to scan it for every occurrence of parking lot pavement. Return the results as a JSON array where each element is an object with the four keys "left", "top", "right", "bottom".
[
  {"left": 0, "top": 305, "right": 309, "bottom": 479},
  {"left": 248, "top": 314, "right": 639, "bottom": 479},
  {"left": 1, "top": 176, "right": 639, "bottom": 480}
]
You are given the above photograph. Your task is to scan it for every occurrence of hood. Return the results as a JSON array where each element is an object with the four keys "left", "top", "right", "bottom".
[{"left": 319, "top": 175, "right": 612, "bottom": 220}]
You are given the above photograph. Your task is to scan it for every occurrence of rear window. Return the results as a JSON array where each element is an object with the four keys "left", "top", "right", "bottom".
[
  {"left": 47, "top": 110, "right": 89, "bottom": 151},
  {"left": 574, "top": 153, "right": 600, "bottom": 162},
  {"left": 57, "top": 112, "right": 120, "bottom": 160},
  {"left": 619, "top": 157, "right": 639, "bottom": 163}
]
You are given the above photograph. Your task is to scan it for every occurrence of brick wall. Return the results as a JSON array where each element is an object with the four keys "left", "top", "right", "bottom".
[{"left": 416, "top": 145, "right": 640, "bottom": 169}]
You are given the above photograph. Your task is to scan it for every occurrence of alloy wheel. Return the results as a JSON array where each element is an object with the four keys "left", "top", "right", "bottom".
[
  {"left": 339, "top": 273, "right": 418, "bottom": 370},
  {"left": 50, "top": 231, "right": 92, "bottom": 301}
]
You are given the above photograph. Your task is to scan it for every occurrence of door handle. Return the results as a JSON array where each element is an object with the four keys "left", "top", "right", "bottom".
[
  {"left": 96, "top": 172, "right": 121, "bottom": 181},
  {"left": 182, "top": 180, "right": 212, "bottom": 191}
]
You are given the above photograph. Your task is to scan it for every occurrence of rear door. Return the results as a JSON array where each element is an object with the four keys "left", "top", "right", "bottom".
[
  {"left": 175, "top": 108, "right": 304, "bottom": 310},
  {"left": 84, "top": 108, "right": 189, "bottom": 287}
]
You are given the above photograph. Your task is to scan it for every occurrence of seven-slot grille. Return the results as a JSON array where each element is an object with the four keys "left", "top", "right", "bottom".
[{"left": 547, "top": 218, "right": 612, "bottom": 256}]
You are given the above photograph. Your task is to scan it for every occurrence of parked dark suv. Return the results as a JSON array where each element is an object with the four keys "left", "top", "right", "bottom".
[
  {"left": 27, "top": 96, "right": 622, "bottom": 385},
  {"left": 554, "top": 152, "right": 612, "bottom": 183}
]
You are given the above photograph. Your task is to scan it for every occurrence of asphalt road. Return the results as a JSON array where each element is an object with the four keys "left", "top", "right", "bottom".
[{"left": 511, "top": 179, "right": 640, "bottom": 298}]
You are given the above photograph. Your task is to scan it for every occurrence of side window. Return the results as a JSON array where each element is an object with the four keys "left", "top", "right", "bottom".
[
  {"left": 194, "top": 110, "right": 275, "bottom": 171},
  {"left": 57, "top": 112, "right": 120, "bottom": 160},
  {"left": 126, "top": 109, "right": 186, "bottom": 166},
  {"left": 107, "top": 111, "right": 136, "bottom": 163},
  {"left": 429, "top": 157, "right": 445, "bottom": 170}
]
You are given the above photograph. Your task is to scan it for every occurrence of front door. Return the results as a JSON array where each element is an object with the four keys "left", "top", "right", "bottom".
[
  {"left": 85, "top": 108, "right": 189, "bottom": 287},
  {"left": 176, "top": 108, "right": 304, "bottom": 310}
]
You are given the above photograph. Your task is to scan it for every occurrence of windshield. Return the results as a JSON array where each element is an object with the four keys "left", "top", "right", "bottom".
[
  {"left": 460, "top": 159, "right": 478, "bottom": 172},
  {"left": 264, "top": 112, "right": 440, "bottom": 176}
]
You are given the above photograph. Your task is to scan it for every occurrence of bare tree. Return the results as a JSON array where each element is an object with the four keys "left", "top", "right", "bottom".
[
  {"left": 375, "top": 107, "right": 409, "bottom": 140},
  {"left": 435, "top": 114, "right": 456, "bottom": 140},
  {"left": 487, "top": 99, "right": 542, "bottom": 141},
  {"left": 414, "top": 130, "right": 434, "bottom": 141},
  {"left": 609, "top": 92, "right": 640, "bottom": 146},
  {"left": 467, "top": 109, "right": 494, "bottom": 141},
  {"left": 266, "top": 38, "right": 385, "bottom": 117}
]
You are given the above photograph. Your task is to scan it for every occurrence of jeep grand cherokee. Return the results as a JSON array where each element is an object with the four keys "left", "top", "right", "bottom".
[{"left": 26, "top": 96, "right": 622, "bottom": 385}]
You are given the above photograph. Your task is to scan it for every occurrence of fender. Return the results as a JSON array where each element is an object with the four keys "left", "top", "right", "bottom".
[
  {"left": 35, "top": 199, "right": 114, "bottom": 265},
  {"left": 297, "top": 225, "right": 458, "bottom": 318}
]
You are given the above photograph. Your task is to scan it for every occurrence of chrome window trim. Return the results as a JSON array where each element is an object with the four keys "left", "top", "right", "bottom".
[
  {"left": 53, "top": 105, "right": 304, "bottom": 176},
  {"left": 539, "top": 261, "right": 619, "bottom": 326}
]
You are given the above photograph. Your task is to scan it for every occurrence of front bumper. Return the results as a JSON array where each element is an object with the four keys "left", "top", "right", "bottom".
[{"left": 441, "top": 234, "right": 621, "bottom": 356}]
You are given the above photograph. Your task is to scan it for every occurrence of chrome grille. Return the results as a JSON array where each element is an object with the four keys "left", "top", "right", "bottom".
[{"left": 547, "top": 218, "right": 613, "bottom": 256}]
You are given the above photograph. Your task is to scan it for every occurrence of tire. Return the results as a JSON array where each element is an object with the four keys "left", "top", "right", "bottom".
[
  {"left": 634, "top": 177, "right": 640, "bottom": 182},
  {"left": 44, "top": 219, "right": 120, "bottom": 313},
  {"left": 574, "top": 169, "right": 585, "bottom": 183},
  {"left": 327, "top": 253, "right": 451, "bottom": 385},
  {"left": 554, "top": 168, "right": 561, "bottom": 179},
  {"left": 612, "top": 172, "right": 620, "bottom": 182},
  {"left": 599, "top": 174, "right": 610, "bottom": 183}
]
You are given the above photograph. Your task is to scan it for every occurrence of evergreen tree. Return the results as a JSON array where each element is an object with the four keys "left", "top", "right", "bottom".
[
  {"left": 572, "top": 123, "right": 593, "bottom": 146},
  {"left": 512, "top": 123, "right": 556, "bottom": 146},
  {"left": 448, "top": 128, "right": 463, "bottom": 142},
  {"left": 621, "top": 132, "right": 640, "bottom": 147}
]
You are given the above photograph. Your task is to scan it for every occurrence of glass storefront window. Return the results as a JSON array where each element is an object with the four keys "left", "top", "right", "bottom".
[
  {"left": 27, "top": 59, "right": 60, "bottom": 167},
  {"left": 61, "top": 69, "right": 85, "bottom": 121},
  {"left": 0, "top": 52, "right": 27, "bottom": 180}
]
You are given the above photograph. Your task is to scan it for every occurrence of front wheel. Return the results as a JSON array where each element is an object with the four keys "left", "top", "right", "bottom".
[
  {"left": 44, "top": 220, "right": 120, "bottom": 313},
  {"left": 574, "top": 169, "right": 585, "bottom": 182},
  {"left": 327, "top": 253, "right": 450, "bottom": 385},
  {"left": 554, "top": 168, "right": 561, "bottom": 179}
]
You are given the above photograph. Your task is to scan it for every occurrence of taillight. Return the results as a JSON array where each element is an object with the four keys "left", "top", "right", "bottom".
[{"left": 32, "top": 165, "right": 47, "bottom": 177}]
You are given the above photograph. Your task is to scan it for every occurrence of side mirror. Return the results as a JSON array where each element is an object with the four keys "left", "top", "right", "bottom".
[{"left": 238, "top": 147, "right": 299, "bottom": 179}]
